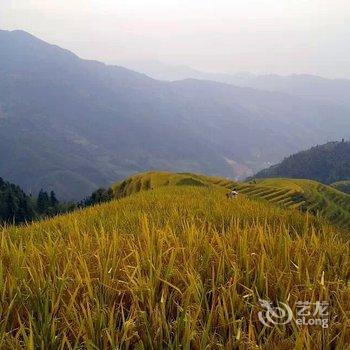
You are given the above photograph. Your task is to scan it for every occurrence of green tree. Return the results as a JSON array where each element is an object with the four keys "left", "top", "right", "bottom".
[
  {"left": 37, "top": 189, "right": 50, "bottom": 214},
  {"left": 4, "top": 191, "right": 18, "bottom": 223},
  {"left": 84, "top": 188, "right": 114, "bottom": 206},
  {"left": 50, "top": 191, "right": 59, "bottom": 207}
]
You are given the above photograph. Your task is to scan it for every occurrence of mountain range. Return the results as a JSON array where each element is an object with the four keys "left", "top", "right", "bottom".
[
  {"left": 1, "top": 29, "right": 350, "bottom": 199},
  {"left": 120, "top": 60, "right": 350, "bottom": 108}
]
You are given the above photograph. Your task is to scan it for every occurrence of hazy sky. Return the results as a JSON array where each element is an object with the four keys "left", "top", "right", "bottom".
[{"left": 1, "top": 0, "right": 350, "bottom": 78}]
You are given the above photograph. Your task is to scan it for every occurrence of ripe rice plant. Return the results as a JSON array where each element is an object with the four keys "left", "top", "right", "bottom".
[{"left": 0, "top": 185, "right": 349, "bottom": 349}]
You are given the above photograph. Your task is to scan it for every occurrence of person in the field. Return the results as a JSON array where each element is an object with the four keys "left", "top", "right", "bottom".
[
  {"left": 226, "top": 187, "right": 238, "bottom": 198},
  {"left": 231, "top": 188, "right": 238, "bottom": 197}
]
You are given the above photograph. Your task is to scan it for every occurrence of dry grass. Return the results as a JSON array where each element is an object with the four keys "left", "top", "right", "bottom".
[{"left": 0, "top": 186, "right": 349, "bottom": 349}]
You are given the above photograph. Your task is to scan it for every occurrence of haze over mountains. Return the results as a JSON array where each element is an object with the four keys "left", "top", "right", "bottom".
[
  {"left": 1, "top": 29, "right": 350, "bottom": 199},
  {"left": 121, "top": 60, "right": 350, "bottom": 108}
]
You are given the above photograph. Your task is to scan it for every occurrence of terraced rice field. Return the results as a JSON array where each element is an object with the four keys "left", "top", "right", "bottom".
[
  {"left": 235, "top": 179, "right": 350, "bottom": 229},
  {"left": 234, "top": 184, "right": 305, "bottom": 209},
  {"left": 112, "top": 172, "right": 350, "bottom": 229},
  {"left": 1, "top": 185, "right": 348, "bottom": 348},
  {"left": 331, "top": 180, "right": 350, "bottom": 195}
]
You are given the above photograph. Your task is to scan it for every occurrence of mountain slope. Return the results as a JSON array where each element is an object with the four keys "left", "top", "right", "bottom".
[
  {"left": 111, "top": 171, "right": 350, "bottom": 229},
  {"left": 1, "top": 179, "right": 348, "bottom": 348},
  {"left": 1, "top": 30, "right": 350, "bottom": 199},
  {"left": 240, "top": 178, "right": 350, "bottom": 229},
  {"left": 112, "top": 171, "right": 233, "bottom": 197},
  {"left": 331, "top": 180, "right": 350, "bottom": 195},
  {"left": 254, "top": 141, "right": 350, "bottom": 184}
]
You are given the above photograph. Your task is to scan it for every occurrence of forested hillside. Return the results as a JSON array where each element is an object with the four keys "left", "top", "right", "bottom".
[
  {"left": 0, "top": 177, "right": 73, "bottom": 224},
  {"left": 254, "top": 141, "right": 350, "bottom": 184},
  {"left": 0, "top": 177, "right": 34, "bottom": 224}
]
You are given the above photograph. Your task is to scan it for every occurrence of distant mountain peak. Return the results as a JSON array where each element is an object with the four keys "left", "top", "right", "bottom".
[{"left": 0, "top": 28, "right": 79, "bottom": 63}]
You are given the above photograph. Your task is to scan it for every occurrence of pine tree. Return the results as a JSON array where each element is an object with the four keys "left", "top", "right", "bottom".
[
  {"left": 37, "top": 189, "right": 50, "bottom": 214},
  {"left": 84, "top": 188, "right": 114, "bottom": 206},
  {"left": 50, "top": 191, "right": 59, "bottom": 208},
  {"left": 0, "top": 179, "right": 36, "bottom": 224},
  {"left": 17, "top": 197, "right": 35, "bottom": 223},
  {"left": 4, "top": 191, "right": 18, "bottom": 223}
]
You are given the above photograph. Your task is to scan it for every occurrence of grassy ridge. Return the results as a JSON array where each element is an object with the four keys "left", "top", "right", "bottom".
[
  {"left": 0, "top": 185, "right": 349, "bottom": 348},
  {"left": 111, "top": 171, "right": 233, "bottom": 197},
  {"left": 332, "top": 180, "right": 350, "bottom": 195},
  {"left": 112, "top": 172, "right": 350, "bottom": 229}
]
